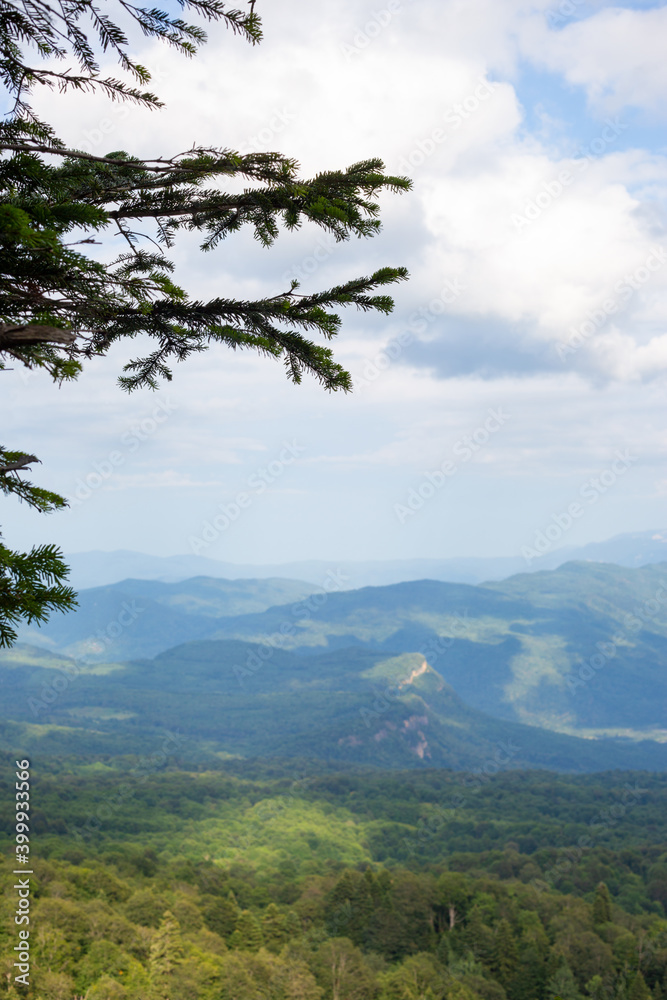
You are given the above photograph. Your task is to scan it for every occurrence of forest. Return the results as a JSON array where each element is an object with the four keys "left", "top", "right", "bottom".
[{"left": 1, "top": 758, "right": 666, "bottom": 1000}]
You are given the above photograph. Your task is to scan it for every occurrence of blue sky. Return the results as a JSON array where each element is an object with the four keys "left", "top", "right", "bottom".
[{"left": 4, "top": 0, "right": 667, "bottom": 565}]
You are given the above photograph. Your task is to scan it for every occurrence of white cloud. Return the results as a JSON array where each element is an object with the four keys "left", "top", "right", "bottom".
[
  {"left": 7, "top": 0, "right": 667, "bottom": 562},
  {"left": 529, "top": 5, "right": 667, "bottom": 115},
  {"left": 31, "top": 0, "right": 667, "bottom": 387}
]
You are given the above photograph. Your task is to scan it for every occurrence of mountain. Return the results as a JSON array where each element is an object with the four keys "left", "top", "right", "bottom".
[
  {"left": 571, "top": 529, "right": 667, "bottom": 568},
  {"left": 17, "top": 576, "right": 320, "bottom": 661},
  {"left": 203, "top": 561, "right": 667, "bottom": 738},
  {"left": 2, "top": 640, "right": 666, "bottom": 772},
  {"left": 63, "top": 529, "right": 667, "bottom": 589},
  {"left": 14, "top": 560, "right": 667, "bottom": 744}
]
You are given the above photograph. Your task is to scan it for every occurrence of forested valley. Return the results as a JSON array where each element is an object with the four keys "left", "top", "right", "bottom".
[{"left": 1, "top": 760, "right": 666, "bottom": 1000}]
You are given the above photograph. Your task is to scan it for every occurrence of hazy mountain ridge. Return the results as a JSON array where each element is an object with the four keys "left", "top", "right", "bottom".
[
  {"left": 17, "top": 576, "right": 320, "bottom": 661},
  {"left": 64, "top": 528, "right": 667, "bottom": 589}
]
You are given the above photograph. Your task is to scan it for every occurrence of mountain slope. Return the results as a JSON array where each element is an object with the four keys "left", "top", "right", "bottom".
[
  {"left": 1, "top": 641, "right": 666, "bottom": 772},
  {"left": 17, "top": 576, "right": 318, "bottom": 660},
  {"left": 202, "top": 562, "right": 667, "bottom": 736},
  {"left": 17, "top": 561, "right": 667, "bottom": 740}
]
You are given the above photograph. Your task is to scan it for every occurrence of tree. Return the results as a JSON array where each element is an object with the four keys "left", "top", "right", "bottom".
[
  {"left": 327, "top": 869, "right": 374, "bottom": 946},
  {"left": 229, "top": 909, "right": 264, "bottom": 952},
  {"left": 463, "top": 907, "right": 495, "bottom": 968},
  {"left": 492, "top": 919, "right": 518, "bottom": 989},
  {"left": 148, "top": 911, "right": 184, "bottom": 1000},
  {"left": 312, "top": 938, "right": 376, "bottom": 1000},
  {"left": 86, "top": 975, "right": 128, "bottom": 1000},
  {"left": 378, "top": 953, "right": 445, "bottom": 1000},
  {"left": 0, "top": 450, "right": 77, "bottom": 645},
  {"left": 585, "top": 975, "right": 607, "bottom": 1000},
  {"left": 593, "top": 883, "right": 613, "bottom": 925},
  {"left": 261, "top": 902, "right": 290, "bottom": 954},
  {"left": 547, "top": 965, "right": 581, "bottom": 1000},
  {"left": 437, "top": 872, "right": 470, "bottom": 933},
  {"left": 630, "top": 973, "right": 652, "bottom": 1000},
  {"left": 202, "top": 893, "right": 240, "bottom": 941},
  {"left": 0, "top": 0, "right": 411, "bottom": 644}
]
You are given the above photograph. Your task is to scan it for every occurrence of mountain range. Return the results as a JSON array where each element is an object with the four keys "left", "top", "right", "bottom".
[
  {"left": 6, "top": 558, "right": 667, "bottom": 772},
  {"left": 2, "top": 639, "right": 666, "bottom": 773},
  {"left": 63, "top": 528, "right": 667, "bottom": 589}
]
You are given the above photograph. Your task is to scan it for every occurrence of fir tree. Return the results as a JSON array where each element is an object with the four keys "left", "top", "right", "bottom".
[
  {"left": 593, "top": 883, "right": 614, "bottom": 925},
  {"left": 630, "top": 973, "right": 652, "bottom": 1000},
  {"left": 261, "top": 903, "right": 290, "bottom": 954},
  {"left": 464, "top": 906, "right": 495, "bottom": 967},
  {"left": 548, "top": 965, "right": 581, "bottom": 1000},
  {"left": 148, "top": 911, "right": 183, "bottom": 1000},
  {"left": 493, "top": 918, "right": 519, "bottom": 988},
  {"left": 0, "top": 450, "right": 76, "bottom": 646},
  {"left": 0, "top": 0, "right": 411, "bottom": 644},
  {"left": 328, "top": 869, "right": 374, "bottom": 946},
  {"left": 509, "top": 947, "right": 547, "bottom": 1000},
  {"left": 229, "top": 909, "right": 264, "bottom": 952},
  {"left": 201, "top": 893, "right": 240, "bottom": 941}
]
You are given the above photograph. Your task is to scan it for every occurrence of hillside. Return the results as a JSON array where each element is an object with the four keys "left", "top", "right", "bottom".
[
  {"left": 202, "top": 562, "right": 667, "bottom": 738},
  {"left": 16, "top": 576, "right": 319, "bottom": 661},
  {"left": 15, "top": 560, "right": 667, "bottom": 742},
  {"left": 2, "top": 640, "right": 666, "bottom": 772}
]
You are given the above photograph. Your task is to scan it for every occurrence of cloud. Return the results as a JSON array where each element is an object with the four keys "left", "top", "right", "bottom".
[
  {"left": 31, "top": 1, "right": 667, "bottom": 388},
  {"left": 528, "top": 5, "right": 667, "bottom": 117},
  {"left": 7, "top": 0, "right": 667, "bottom": 562}
]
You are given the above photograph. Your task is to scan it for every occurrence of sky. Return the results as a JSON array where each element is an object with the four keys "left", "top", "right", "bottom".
[{"left": 5, "top": 0, "right": 667, "bottom": 566}]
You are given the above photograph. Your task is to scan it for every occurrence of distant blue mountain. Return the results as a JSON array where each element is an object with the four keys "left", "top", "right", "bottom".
[
  {"left": 64, "top": 529, "right": 667, "bottom": 590},
  {"left": 18, "top": 560, "right": 667, "bottom": 745}
]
